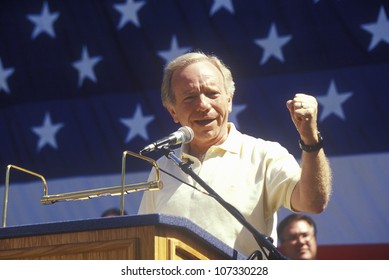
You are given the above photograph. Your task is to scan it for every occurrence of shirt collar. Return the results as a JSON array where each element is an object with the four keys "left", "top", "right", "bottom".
[
  {"left": 180, "top": 122, "right": 241, "bottom": 158},
  {"left": 217, "top": 122, "right": 240, "bottom": 154}
]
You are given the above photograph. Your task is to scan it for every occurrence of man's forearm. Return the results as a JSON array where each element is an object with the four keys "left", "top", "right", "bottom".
[{"left": 292, "top": 150, "right": 332, "bottom": 213}]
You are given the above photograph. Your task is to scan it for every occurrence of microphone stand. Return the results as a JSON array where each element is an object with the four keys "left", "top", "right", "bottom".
[{"left": 159, "top": 147, "right": 287, "bottom": 260}]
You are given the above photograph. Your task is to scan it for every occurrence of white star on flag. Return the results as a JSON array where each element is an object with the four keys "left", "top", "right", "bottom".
[
  {"left": 229, "top": 104, "right": 247, "bottom": 129},
  {"left": 120, "top": 104, "right": 155, "bottom": 143},
  {"left": 210, "top": 0, "right": 235, "bottom": 16},
  {"left": 0, "top": 58, "right": 14, "bottom": 94},
  {"left": 27, "top": 1, "right": 60, "bottom": 39},
  {"left": 32, "top": 112, "right": 64, "bottom": 152},
  {"left": 361, "top": 6, "right": 389, "bottom": 51},
  {"left": 254, "top": 23, "right": 292, "bottom": 65},
  {"left": 72, "top": 46, "right": 102, "bottom": 87},
  {"left": 316, "top": 80, "right": 353, "bottom": 122},
  {"left": 157, "top": 35, "right": 192, "bottom": 64},
  {"left": 114, "top": 0, "right": 146, "bottom": 29}
]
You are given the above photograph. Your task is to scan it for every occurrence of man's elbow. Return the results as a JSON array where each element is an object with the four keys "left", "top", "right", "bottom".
[{"left": 307, "top": 198, "right": 330, "bottom": 214}]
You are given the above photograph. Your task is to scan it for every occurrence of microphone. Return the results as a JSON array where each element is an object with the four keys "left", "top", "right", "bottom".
[{"left": 140, "top": 126, "right": 194, "bottom": 154}]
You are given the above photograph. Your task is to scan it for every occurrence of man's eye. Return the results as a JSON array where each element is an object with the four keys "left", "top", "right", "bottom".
[
  {"left": 184, "top": 96, "right": 195, "bottom": 102},
  {"left": 207, "top": 91, "right": 219, "bottom": 98}
]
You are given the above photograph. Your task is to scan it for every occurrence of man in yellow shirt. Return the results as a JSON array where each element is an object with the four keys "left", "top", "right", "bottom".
[{"left": 138, "top": 51, "right": 332, "bottom": 258}]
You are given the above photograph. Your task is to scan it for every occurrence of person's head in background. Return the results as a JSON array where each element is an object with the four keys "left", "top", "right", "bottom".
[
  {"left": 277, "top": 213, "right": 318, "bottom": 260},
  {"left": 101, "top": 207, "right": 127, "bottom": 217}
]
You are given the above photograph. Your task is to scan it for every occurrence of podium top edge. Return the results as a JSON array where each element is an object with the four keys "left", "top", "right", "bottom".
[{"left": 0, "top": 213, "right": 246, "bottom": 260}]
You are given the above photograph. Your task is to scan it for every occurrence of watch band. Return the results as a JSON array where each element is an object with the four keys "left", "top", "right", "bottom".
[{"left": 299, "top": 132, "right": 323, "bottom": 152}]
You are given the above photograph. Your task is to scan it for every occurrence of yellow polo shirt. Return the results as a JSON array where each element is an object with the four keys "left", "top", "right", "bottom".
[{"left": 138, "top": 123, "right": 300, "bottom": 257}]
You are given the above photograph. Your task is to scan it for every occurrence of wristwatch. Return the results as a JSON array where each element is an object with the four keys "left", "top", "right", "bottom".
[{"left": 299, "top": 132, "right": 323, "bottom": 153}]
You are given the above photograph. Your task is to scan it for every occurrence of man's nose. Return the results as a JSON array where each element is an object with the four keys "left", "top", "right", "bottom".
[{"left": 197, "top": 94, "right": 211, "bottom": 110}]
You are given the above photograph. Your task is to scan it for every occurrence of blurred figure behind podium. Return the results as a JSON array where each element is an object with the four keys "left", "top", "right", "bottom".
[{"left": 101, "top": 207, "right": 128, "bottom": 217}]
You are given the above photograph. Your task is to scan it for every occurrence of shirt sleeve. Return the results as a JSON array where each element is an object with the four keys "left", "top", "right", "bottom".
[{"left": 263, "top": 141, "right": 301, "bottom": 215}]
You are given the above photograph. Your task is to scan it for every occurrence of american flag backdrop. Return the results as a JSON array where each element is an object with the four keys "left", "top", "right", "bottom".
[{"left": 1, "top": 0, "right": 389, "bottom": 256}]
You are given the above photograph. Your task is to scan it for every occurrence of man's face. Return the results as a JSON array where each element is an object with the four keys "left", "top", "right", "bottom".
[
  {"left": 167, "top": 61, "right": 232, "bottom": 150},
  {"left": 280, "top": 220, "right": 317, "bottom": 260}
]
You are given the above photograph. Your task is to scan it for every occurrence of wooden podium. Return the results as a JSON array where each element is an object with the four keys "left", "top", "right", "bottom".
[{"left": 0, "top": 214, "right": 245, "bottom": 260}]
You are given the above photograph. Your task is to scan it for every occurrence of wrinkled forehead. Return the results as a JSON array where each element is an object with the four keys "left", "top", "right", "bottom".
[
  {"left": 173, "top": 60, "right": 222, "bottom": 80},
  {"left": 171, "top": 61, "right": 224, "bottom": 91}
]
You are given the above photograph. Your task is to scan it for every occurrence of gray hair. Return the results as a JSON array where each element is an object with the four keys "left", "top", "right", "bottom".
[{"left": 161, "top": 51, "right": 235, "bottom": 108}]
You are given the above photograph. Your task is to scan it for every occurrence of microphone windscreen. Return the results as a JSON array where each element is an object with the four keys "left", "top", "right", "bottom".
[{"left": 178, "top": 126, "right": 194, "bottom": 144}]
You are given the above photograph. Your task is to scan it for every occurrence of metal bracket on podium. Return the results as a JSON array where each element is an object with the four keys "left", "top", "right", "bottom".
[
  {"left": 2, "top": 165, "right": 48, "bottom": 228},
  {"left": 2, "top": 150, "right": 162, "bottom": 227}
]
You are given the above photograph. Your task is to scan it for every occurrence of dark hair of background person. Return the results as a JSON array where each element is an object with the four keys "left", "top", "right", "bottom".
[
  {"left": 101, "top": 207, "right": 127, "bottom": 217},
  {"left": 277, "top": 213, "right": 317, "bottom": 243}
]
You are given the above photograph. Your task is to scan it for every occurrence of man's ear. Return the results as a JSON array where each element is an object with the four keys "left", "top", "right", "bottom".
[
  {"left": 228, "top": 95, "right": 233, "bottom": 113},
  {"left": 167, "top": 106, "right": 179, "bottom": 123}
]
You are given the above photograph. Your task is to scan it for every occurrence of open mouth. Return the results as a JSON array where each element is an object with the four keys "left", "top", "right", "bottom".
[{"left": 194, "top": 119, "right": 215, "bottom": 126}]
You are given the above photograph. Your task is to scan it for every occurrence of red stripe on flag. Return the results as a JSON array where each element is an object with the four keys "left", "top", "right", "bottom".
[{"left": 317, "top": 243, "right": 389, "bottom": 260}]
